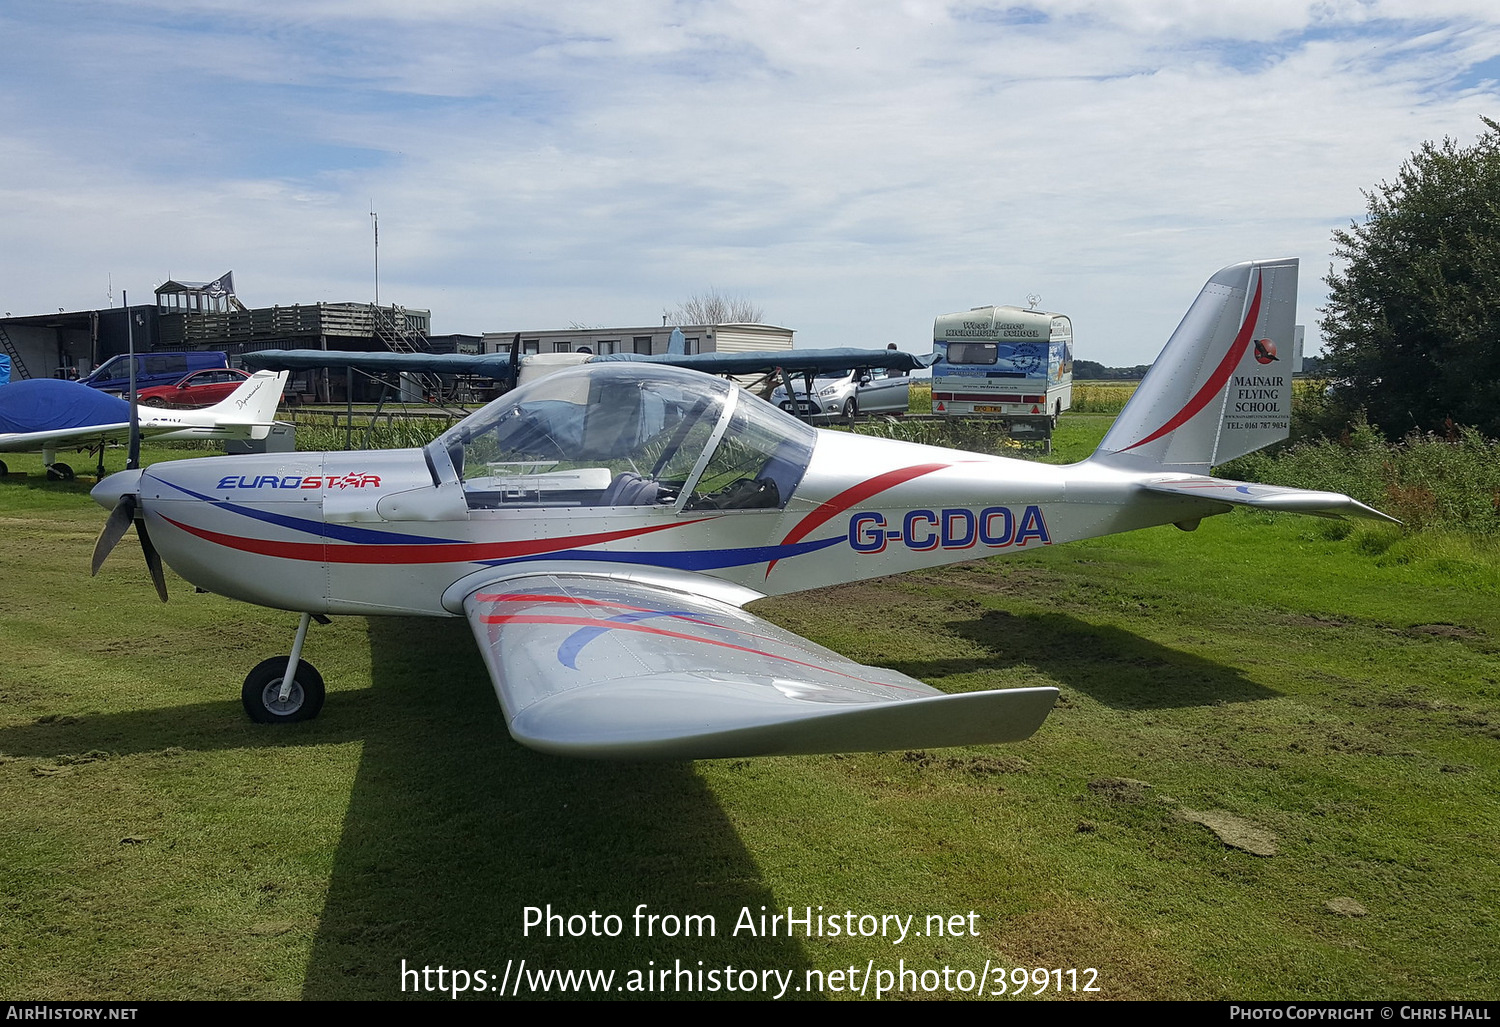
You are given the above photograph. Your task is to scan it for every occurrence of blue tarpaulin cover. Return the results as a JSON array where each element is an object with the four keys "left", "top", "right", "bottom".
[{"left": 0, "top": 379, "right": 132, "bottom": 434}]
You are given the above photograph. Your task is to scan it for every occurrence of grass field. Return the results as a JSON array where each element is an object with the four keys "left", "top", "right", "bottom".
[{"left": 0, "top": 426, "right": 1496, "bottom": 1001}]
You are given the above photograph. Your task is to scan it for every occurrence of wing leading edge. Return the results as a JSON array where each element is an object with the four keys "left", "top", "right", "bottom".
[{"left": 463, "top": 573, "right": 1058, "bottom": 759}]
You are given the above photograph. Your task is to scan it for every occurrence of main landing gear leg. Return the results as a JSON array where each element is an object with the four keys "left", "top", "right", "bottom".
[
  {"left": 41, "top": 445, "right": 74, "bottom": 481},
  {"left": 242, "top": 612, "right": 328, "bottom": 723}
]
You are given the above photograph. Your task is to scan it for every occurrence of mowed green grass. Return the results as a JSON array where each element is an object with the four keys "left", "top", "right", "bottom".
[{"left": 0, "top": 438, "right": 1496, "bottom": 1001}]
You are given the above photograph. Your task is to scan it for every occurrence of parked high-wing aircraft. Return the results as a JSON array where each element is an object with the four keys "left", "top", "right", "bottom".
[
  {"left": 0, "top": 370, "right": 288, "bottom": 479},
  {"left": 91, "top": 260, "right": 1392, "bottom": 759}
]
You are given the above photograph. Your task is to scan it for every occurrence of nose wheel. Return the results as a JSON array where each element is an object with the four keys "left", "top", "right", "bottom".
[
  {"left": 241, "top": 612, "right": 328, "bottom": 723},
  {"left": 242, "top": 658, "right": 325, "bottom": 723}
]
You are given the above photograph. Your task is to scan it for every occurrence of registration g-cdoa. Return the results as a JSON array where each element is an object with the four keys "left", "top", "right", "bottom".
[{"left": 849, "top": 505, "right": 1051, "bottom": 554}]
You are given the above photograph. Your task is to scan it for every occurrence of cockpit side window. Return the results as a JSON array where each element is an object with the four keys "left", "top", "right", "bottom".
[{"left": 681, "top": 394, "right": 814, "bottom": 510}]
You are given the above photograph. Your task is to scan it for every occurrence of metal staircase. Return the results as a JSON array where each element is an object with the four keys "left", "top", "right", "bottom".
[
  {"left": 0, "top": 324, "right": 30, "bottom": 379},
  {"left": 372, "top": 305, "right": 432, "bottom": 354},
  {"left": 371, "top": 304, "right": 447, "bottom": 402}
]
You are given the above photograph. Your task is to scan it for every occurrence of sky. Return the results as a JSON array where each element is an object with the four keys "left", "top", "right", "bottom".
[{"left": 2, "top": 1, "right": 1499, "bottom": 364}]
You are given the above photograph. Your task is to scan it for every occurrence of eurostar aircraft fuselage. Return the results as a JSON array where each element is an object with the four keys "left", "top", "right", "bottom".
[{"left": 108, "top": 427, "right": 1210, "bottom": 620}]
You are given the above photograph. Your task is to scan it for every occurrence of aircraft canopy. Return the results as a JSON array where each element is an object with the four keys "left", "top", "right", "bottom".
[{"left": 431, "top": 364, "right": 816, "bottom": 512}]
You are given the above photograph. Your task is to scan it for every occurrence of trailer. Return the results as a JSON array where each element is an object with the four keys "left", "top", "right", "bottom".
[{"left": 930, "top": 306, "right": 1073, "bottom": 443}]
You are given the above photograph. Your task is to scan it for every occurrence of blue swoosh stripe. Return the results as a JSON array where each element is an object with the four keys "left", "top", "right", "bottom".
[
  {"left": 154, "top": 475, "right": 455, "bottom": 545},
  {"left": 556, "top": 609, "right": 707, "bottom": 669}
]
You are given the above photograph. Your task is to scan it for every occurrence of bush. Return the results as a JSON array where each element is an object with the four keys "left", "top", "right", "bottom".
[{"left": 1220, "top": 417, "right": 1500, "bottom": 533}]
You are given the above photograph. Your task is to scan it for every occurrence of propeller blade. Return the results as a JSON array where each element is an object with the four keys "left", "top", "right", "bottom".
[
  {"left": 136, "top": 517, "right": 169, "bottom": 603},
  {"left": 91, "top": 494, "right": 138, "bottom": 576}
]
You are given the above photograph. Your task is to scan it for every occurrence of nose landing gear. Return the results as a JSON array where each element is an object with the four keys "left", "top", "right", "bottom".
[{"left": 241, "top": 612, "right": 330, "bottom": 723}]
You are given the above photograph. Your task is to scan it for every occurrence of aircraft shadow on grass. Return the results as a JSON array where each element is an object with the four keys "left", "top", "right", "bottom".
[
  {"left": 884, "top": 609, "right": 1276, "bottom": 711},
  {"left": 301, "top": 616, "right": 814, "bottom": 998}
]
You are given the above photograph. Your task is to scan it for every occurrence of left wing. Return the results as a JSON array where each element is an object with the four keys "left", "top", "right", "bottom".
[{"left": 463, "top": 573, "right": 1057, "bottom": 759}]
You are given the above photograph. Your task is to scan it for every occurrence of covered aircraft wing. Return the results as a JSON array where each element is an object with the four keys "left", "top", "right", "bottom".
[
  {"left": 243, "top": 349, "right": 518, "bottom": 380},
  {"left": 1141, "top": 476, "right": 1399, "bottom": 523},
  {"left": 589, "top": 347, "right": 937, "bottom": 376},
  {"left": 463, "top": 573, "right": 1057, "bottom": 759}
]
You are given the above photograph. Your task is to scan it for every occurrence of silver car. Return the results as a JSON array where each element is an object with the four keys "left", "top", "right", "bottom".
[{"left": 770, "top": 368, "right": 911, "bottom": 421}]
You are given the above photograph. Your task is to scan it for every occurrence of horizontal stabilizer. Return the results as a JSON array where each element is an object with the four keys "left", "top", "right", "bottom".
[{"left": 1141, "top": 476, "right": 1400, "bottom": 523}]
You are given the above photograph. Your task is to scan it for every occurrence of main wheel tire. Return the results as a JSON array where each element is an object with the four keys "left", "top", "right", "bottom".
[
  {"left": 242, "top": 657, "right": 326, "bottom": 723},
  {"left": 46, "top": 463, "right": 75, "bottom": 481},
  {"left": 842, "top": 398, "right": 857, "bottom": 422},
  {"left": 0, "top": 459, "right": 8, "bottom": 476}
]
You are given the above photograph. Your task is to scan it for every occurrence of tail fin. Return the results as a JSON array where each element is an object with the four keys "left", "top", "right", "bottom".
[
  {"left": 1093, "top": 259, "right": 1298, "bottom": 474},
  {"left": 200, "top": 370, "right": 288, "bottom": 428}
]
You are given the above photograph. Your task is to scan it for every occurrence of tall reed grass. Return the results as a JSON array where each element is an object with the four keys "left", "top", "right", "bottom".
[{"left": 1221, "top": 419, "right": 1500, "bottom": 533}]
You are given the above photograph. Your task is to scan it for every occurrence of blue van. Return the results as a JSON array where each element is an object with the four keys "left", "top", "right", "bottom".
[{"left": 80, "top": 351, "right": 230, "bottom": 396}]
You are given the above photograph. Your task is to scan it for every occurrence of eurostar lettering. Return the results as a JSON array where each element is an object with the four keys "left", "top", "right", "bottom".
[
  {"left": 215, "top": 474, "right": 382, "bottom": 490},
  {"left": 848, "top": 506, "right": 1050, "bottom": 554}
]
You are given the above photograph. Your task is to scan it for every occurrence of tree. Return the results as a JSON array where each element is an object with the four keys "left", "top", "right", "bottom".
[
  {"left": 1321, "top": 117, "right": 1500, "bottom": 438},
  {"left": 666, "top": 288, "right": 764, "bottom": 326}
]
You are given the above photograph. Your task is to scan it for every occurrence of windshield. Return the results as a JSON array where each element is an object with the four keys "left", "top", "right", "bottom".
[
  {"left": 431, "top": 364, "right": 816, "bottom": 511},
  {"left": 85, "top": 356, "right": 129, "bottom": 381}
]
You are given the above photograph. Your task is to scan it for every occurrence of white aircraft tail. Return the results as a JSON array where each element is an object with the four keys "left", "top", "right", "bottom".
[
  {"left": 1086, "top": 259, "right": 1395, "bottom": 524},
  {"left": 196, "top": 370, "right": 288, "bottom": 427},
  {"left": 1092, "top": 259, "right": 1298, "bottom": 474},
  {"left": 155, "top": 370, "right": 289, "bottom": 441}
]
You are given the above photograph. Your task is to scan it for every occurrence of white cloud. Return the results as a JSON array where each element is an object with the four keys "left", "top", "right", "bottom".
[{"left": 2, "top": 1, "right": 1498, "bottom": 361}]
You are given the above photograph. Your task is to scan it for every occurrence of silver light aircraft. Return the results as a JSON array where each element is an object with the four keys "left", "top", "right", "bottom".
[{"left": 91, "top": 259, "right": 1392, "bottom": 759}]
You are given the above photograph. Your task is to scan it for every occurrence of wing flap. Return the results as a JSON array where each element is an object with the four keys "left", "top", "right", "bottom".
[
  {"left": 463, "top": 573, "right": 1057, "bottom": 759},
  {"left": 1142, "top": 476, "right": 1399, "bottom": 523}
]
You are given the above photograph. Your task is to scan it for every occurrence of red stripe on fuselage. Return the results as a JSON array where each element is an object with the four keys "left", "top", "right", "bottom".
[{"left": 158, "top": 515, "right": 698, "bottom": 564}]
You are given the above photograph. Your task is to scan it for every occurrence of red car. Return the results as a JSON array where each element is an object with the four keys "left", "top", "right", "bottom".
[{"left": 136, "top": 368, "right": 253, "bottom": 408}]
